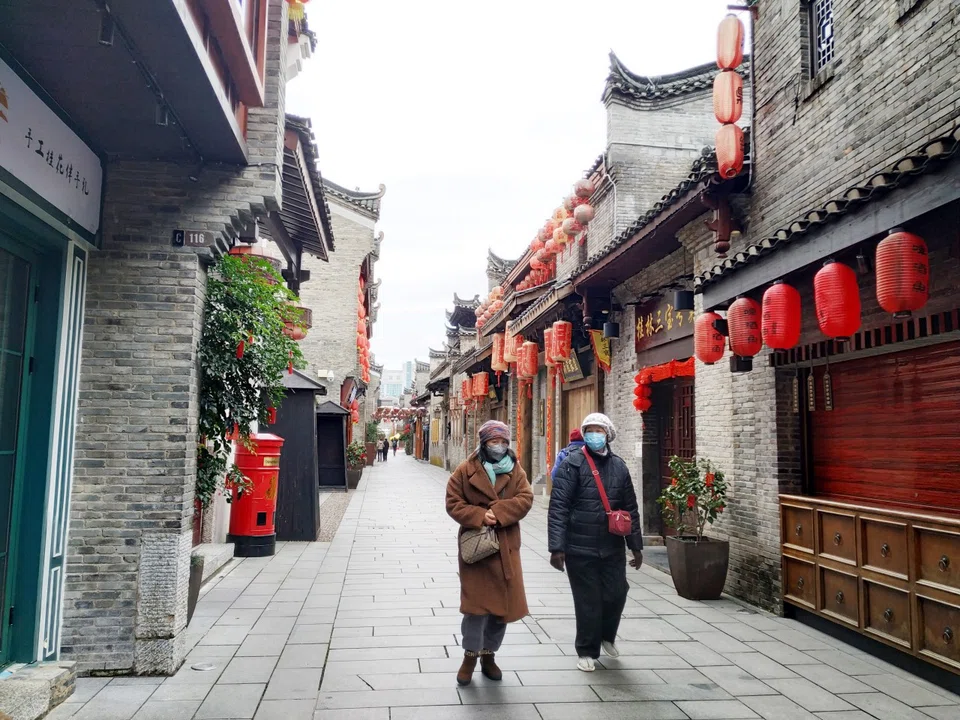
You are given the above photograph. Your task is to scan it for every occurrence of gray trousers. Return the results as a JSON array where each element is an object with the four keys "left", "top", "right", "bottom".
[{"left": 461, "top": 614, "right": 507, "bottom": 653}]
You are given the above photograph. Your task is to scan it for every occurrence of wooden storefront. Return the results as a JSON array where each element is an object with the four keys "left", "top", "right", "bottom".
[
  {"left": 760, "top": 200, "right": 960, "bottom": 679},
  {"left": 635, "top": 298, "right": 696, "bottom": 536}
]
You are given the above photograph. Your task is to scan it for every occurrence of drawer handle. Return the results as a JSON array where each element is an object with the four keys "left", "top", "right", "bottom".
[
  {"left": 797, "top": 577, "right": 805, "bottom": 590},
  {"left": 835, "top": 590, "right": 844, "bottom": 605},
  {"left": 883, "top": 608, "right": 893, "bottom": 622},
  {"left": 795, "top": 524, "right": 803, "bottom": 536},
  {"left": 940, "top": 555, "right": 950, "bottom": 572},
  {"left": 880, "top": 543, "right": 890, "bottom": 558},
  {"left": 833, "top": 532, "right": 842, "bottom": 545},
  {"left": 943, "top": 627, "right": 954, "bottom": 644}
]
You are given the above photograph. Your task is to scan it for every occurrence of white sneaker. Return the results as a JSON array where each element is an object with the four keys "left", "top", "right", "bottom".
[
  {"left": 577, "top": 656, "right": 596, "bottom": 672},
  {"left": 601, "top": 641, "right": 620, "bottom": 658}
]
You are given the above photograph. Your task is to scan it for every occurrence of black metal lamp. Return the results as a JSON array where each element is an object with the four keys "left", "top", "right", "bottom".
[
  {"left": 673, "top": 289, "right": 695, "bottom": 312},
  {"left": 603, "top": 321, "right": 620, "bottom": 339}
]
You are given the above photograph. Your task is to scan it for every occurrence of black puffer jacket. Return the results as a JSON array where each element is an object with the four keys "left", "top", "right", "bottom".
[{"left": 548, "top": 447, "right": 643, "bottom": 557}]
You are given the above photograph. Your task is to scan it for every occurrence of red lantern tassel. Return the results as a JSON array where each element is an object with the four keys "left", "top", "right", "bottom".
[
  {"left": 496, "top": 371, "right": 501, "bottom": 387},
  {"left": 267, "top": 407, "right": 277, "bottom": 424},
  {"left": 288, "top": 349, "right": 293, "bottom": 375},
  {"left": 236, "top": 340, "right": 245, "bottom": 359}
]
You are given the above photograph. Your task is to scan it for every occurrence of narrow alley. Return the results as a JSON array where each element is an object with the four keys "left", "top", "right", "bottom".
[{"left": 55, "top": 456, "right": 960, "bottom": 720}]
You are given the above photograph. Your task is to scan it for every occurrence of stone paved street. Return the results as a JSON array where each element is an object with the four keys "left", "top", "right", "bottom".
[{"left": 54, "top": 455, "right": 960, "bottom": 719}]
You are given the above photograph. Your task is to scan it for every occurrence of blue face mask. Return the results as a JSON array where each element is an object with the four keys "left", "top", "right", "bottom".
[{"left": 583, "top": 432, "right": 607, "bottom": 452}]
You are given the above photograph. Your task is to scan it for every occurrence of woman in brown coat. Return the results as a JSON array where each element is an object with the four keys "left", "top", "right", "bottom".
[{"left": 446, "top": 419, "right": 533, "bottom": 686}]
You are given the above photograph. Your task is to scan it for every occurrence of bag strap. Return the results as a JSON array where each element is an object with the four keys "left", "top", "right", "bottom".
[{"left": 582, "top": 450, "right": 613, "bottom": 515}]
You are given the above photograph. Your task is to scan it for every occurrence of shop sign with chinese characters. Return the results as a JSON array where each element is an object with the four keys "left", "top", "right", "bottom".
[
  {"left": 635, "top": 298, "right": 695, "bottom": 354},
  {"left": 0, "top": 56, "right": 103, "bottom": 237}
]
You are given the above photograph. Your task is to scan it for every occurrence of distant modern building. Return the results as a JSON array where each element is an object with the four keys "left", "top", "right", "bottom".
[
  {"left": 403, "top": 360, "right": 415, "bottom": 390},
  {"left": 381, "top": 369, "right": 405, "bottom": 399}
]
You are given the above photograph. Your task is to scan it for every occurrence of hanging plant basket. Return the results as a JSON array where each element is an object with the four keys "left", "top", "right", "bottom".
[
  {"left": 229, "top": 245, "right": 283, "bottom": 285},
  {"left": 283, "top": 305, "right": 312, "bottom": 341}
]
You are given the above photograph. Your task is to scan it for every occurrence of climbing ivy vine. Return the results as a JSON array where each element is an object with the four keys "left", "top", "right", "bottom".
[{"left": 196, "top": 253, "right": 306, "bottom": 508}]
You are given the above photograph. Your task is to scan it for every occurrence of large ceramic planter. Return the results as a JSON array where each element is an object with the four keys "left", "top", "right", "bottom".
[
  {"left": 346, "top": 467, "right": 363, "bottom": 490},
  {"left": 665, "top": 536, "right": 730, "bottom": 601},
  {"left": 187, "top": 560, "right": 203, "bottom": 624},
  {"left": 364, "top": 442, "right": 376, "bottom": 466}
]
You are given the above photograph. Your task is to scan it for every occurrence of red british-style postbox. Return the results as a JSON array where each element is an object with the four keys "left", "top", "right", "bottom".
[{"left": 227, "top": 433, "right": 284, "bottom": 557}]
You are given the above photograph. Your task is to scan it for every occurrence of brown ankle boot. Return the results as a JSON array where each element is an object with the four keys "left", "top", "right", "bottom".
[
  {"left": 457, "top": 652, "right": 478, "bottom": 686},
  {"left": 479, "top": 652, "right": 502, "bottom": 681}
]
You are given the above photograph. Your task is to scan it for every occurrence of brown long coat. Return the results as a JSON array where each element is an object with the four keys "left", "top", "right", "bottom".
[{"left": 445, "top": 452, "right": 533, "bottom": 623}]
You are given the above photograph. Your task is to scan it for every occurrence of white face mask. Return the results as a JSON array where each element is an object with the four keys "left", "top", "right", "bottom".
[{"left": 486, "top": 443, "right": 508, "bottom": 460}]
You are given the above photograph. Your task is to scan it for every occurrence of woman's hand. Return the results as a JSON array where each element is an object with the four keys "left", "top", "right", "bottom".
[
  {"left": 483, "top": 510, "right": 498, "bottom": 526},
  {"left": 550, "top": 552, "right": 565, "bottom": 572}
]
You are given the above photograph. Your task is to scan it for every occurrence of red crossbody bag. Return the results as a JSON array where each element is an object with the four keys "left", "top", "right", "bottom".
[{"left": 582, "top": 450, "right": 633, "bottom": 537}]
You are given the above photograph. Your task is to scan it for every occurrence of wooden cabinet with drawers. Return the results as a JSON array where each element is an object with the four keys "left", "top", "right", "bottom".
[{"left": 780, "top": 495, "right": 960, "bottom": 675}]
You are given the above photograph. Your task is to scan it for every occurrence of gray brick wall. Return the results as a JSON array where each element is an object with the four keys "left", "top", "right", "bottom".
[
  {"left": 66, "top": 0, "right": 290, "bottom": 674},
  {"left": 298, "top": 202, "right": 378, "bottom": 400},
  {"left": 691, "top": 0, "right": 960, "bottom": 614}
]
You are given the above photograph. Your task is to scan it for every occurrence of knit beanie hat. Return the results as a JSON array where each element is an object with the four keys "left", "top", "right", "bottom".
[
  {"left": 569, "top": 428, "right": 583, "bottom": 443},
  {"left": 581, "top": 413, "right": 617, "bottom": 442},
  {"left": 478, "top": 420, "right": 511, "bottom": 444}
]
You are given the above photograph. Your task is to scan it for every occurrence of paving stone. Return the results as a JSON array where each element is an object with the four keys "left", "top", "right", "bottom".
[
  {"left": 739, "top": 694, "right": 819, "bottom": 719},
  {"left": 218, "top": 655, "right": 279, "bottom": 684},
  {"left": 675, "top": 699, "right": 760, "bottom": 718},
  {"left": 235, "top": 634, "right": 288, "bottom": 657},
  {"left": 150, "top": 682, "right": 213, "bottom": 702},
  {"left": 262, "top": 668, "right": 323, "bottom": 700},
  {"left": 839, "top": 692, "right": 940, "bottom": 719},
  {"left": 71, "top": 678, "right": 111, "bottom": 703},
  {"left": 699, "top": 666, "right": 778, "bottom": 696},
  {"left": 276, "top": 643, "right": 328, "bottom": 669},
  {"left": 662, "top": 641, "right": 732, "bottom": 666},
  {"left": 459, "top": 685, "right": 601, "bottom": 704},
  {"left": 194, "top": 683, "right": 265, "bottom": 719},
  {"left": 517, "top": 669, "right": 663, "bottom": 686},
  {"left": 788, "top": 665, "right": 873, "bottom": 694},
  {"left": 857, "top": 673, "right": 957, "bottom": 706},
  {"left": 250, "top": 616, "right": 297, "bottom": 635},
  {"left": 390, "top": 705, "right": 541, "bottom": 720},
  {"left": 722, "top": 653, "right": 798, "bottom": 680},
  {"left": 764, "top": 678, "right": 854, "bottom": 712},
  {"left": 593, "top": 683, "right": 734, "bottom": 702},
  {"left": 316, "top": 688, "right": 460, "bottom": 709},
  {"left": 131, "top": 700, "right": 203, "bottom": 719},
  {"left": 252, "top": 699, "right": 316, "bottom": 720},
  {"left": 535, "top": 701, "right": 688, "bottom": 719}
]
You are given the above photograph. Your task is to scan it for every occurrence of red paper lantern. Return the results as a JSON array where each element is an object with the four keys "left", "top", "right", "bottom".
[
  {"left": 876, "top": 228, "right": 929, "bottom": 318},
  {"left": 728, "top": 297, "right": 763, "bottom": 357},
  {"left": 492, "top": 333, "right": 508, "bottom": 372},
  {"left": 544, "top": 238, "right": 559, "bottom": 255},
  {"left": 717, "top": 14, "right": 745, "bottom": 70},
  {"left": 531, "top": 237, "right": 545, "bottom": 253},
  {"left": 520, "top": 341, "right": 539, "bottom": 379},
  {"left": 544, "top": 327, "right": 556, "bottom": 367},
  {"left": 574, "top": 179, "right": 594, "bottom": 198},
  {"left": 504, "top": 326, "right": 521, "bottom": 363},
  {"left": 761, "top": 281, "right": 802, "bottom": 350},
  {"left": 562, "top": 217, "right": 583, "bottom": 237},
  {"left": 461, "top": 379, "right": 471, "bottom": 400},
  {"left": 552, "top": 320, "right": 572, "bottom": 361},
  {"left": 713, "top": 70, "right": 743, "bottom": 125},
  {"left": 695, "top": 312, "right": 726, "bottom": 365},
  {"left": 814, "top": 260, "right": 861, "bottom": 340},
  {"left": 716, "top": 124, "right": 744, "bottom": 179},
  {"left": 573, "top": 203, "right": 595, "bottom": 225},
  {"left": 553, "top": 227, "right": 567, "bottom": 247},
  {"left": 473, "top": 372, "right": 490, "bottom": 398},
  {"left": 633, "top": 397, "right": 652, "bottom": 412}
]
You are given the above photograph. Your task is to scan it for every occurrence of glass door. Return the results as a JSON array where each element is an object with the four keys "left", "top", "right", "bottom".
[{"left": 0, "top": 245, "right": 33, "bottom": 662}]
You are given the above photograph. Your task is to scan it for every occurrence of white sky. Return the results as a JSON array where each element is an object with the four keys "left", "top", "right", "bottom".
[{"left": 287, "top": 0, "right": 738, "bottom": 371}]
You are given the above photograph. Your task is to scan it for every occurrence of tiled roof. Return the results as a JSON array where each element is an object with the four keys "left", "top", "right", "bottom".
[
  {"left": 281, "top": 114, "right": 335, "bottom": 255},
  {"left": 323, "top": 179, "right": 386, "bottom": 220},
  {"left": 585, "top": 153, "right": 605, "bottom": 178},
  {"left": 695, "top": 121, "right": 960, "bottom": 290},
  {"left": 604, "top": 52, "right": 750, "bottom": 108},
  {"left": 574, "top": 143, "right": 746, "bottom": 277},
  {"left": 509, "top": 281, "right": 576, "bottom": 337},
  {"left": 487, "top": 249, "right": 518, "bottom": 283}
]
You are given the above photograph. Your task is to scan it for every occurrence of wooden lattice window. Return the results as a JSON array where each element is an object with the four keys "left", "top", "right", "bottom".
[{"left": 809, "top": 0, "right": 835, "bottom": 75}]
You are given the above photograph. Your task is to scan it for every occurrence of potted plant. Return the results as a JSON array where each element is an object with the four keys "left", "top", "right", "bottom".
[
  {"left": 346, "top": 441, "right": 367, "bottom": 489},
  {"left": 187, "top": 554, "right": 204, "bottom": 624},
  {"left": 364, "top": 421, "right": 378, "bottom": 467},
  {"left": 657, "top": 456, "right": 729, "bottom": 600}
]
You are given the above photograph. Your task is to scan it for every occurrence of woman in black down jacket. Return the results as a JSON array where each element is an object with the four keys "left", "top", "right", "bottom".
[{"left": 548, "top": 412, "right": 643, "bottom": 672}]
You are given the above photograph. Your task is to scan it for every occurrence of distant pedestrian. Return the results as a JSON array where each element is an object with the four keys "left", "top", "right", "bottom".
[
  {"left": 548, "top": 413, "right": 643, "bottom": 672},
  {"left": 392, "top": 439, "right": 398, "bottom": 456},
  {"left": 551, "top": 428, "right": 585, "bottom": 481},
  {"left": 381, "top": 438, "right": 389, "bottom": 462},
  {"left": 446, "top": 420, "right": 533, "bottom": 687}
]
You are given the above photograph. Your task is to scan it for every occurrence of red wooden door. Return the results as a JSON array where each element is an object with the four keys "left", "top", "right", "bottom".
[
  {"left": 658, "top": 379, "right": 696, "bottom": 535},
  {"left": 809, "top": 340, "right": 960, "bottom": 512}
]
